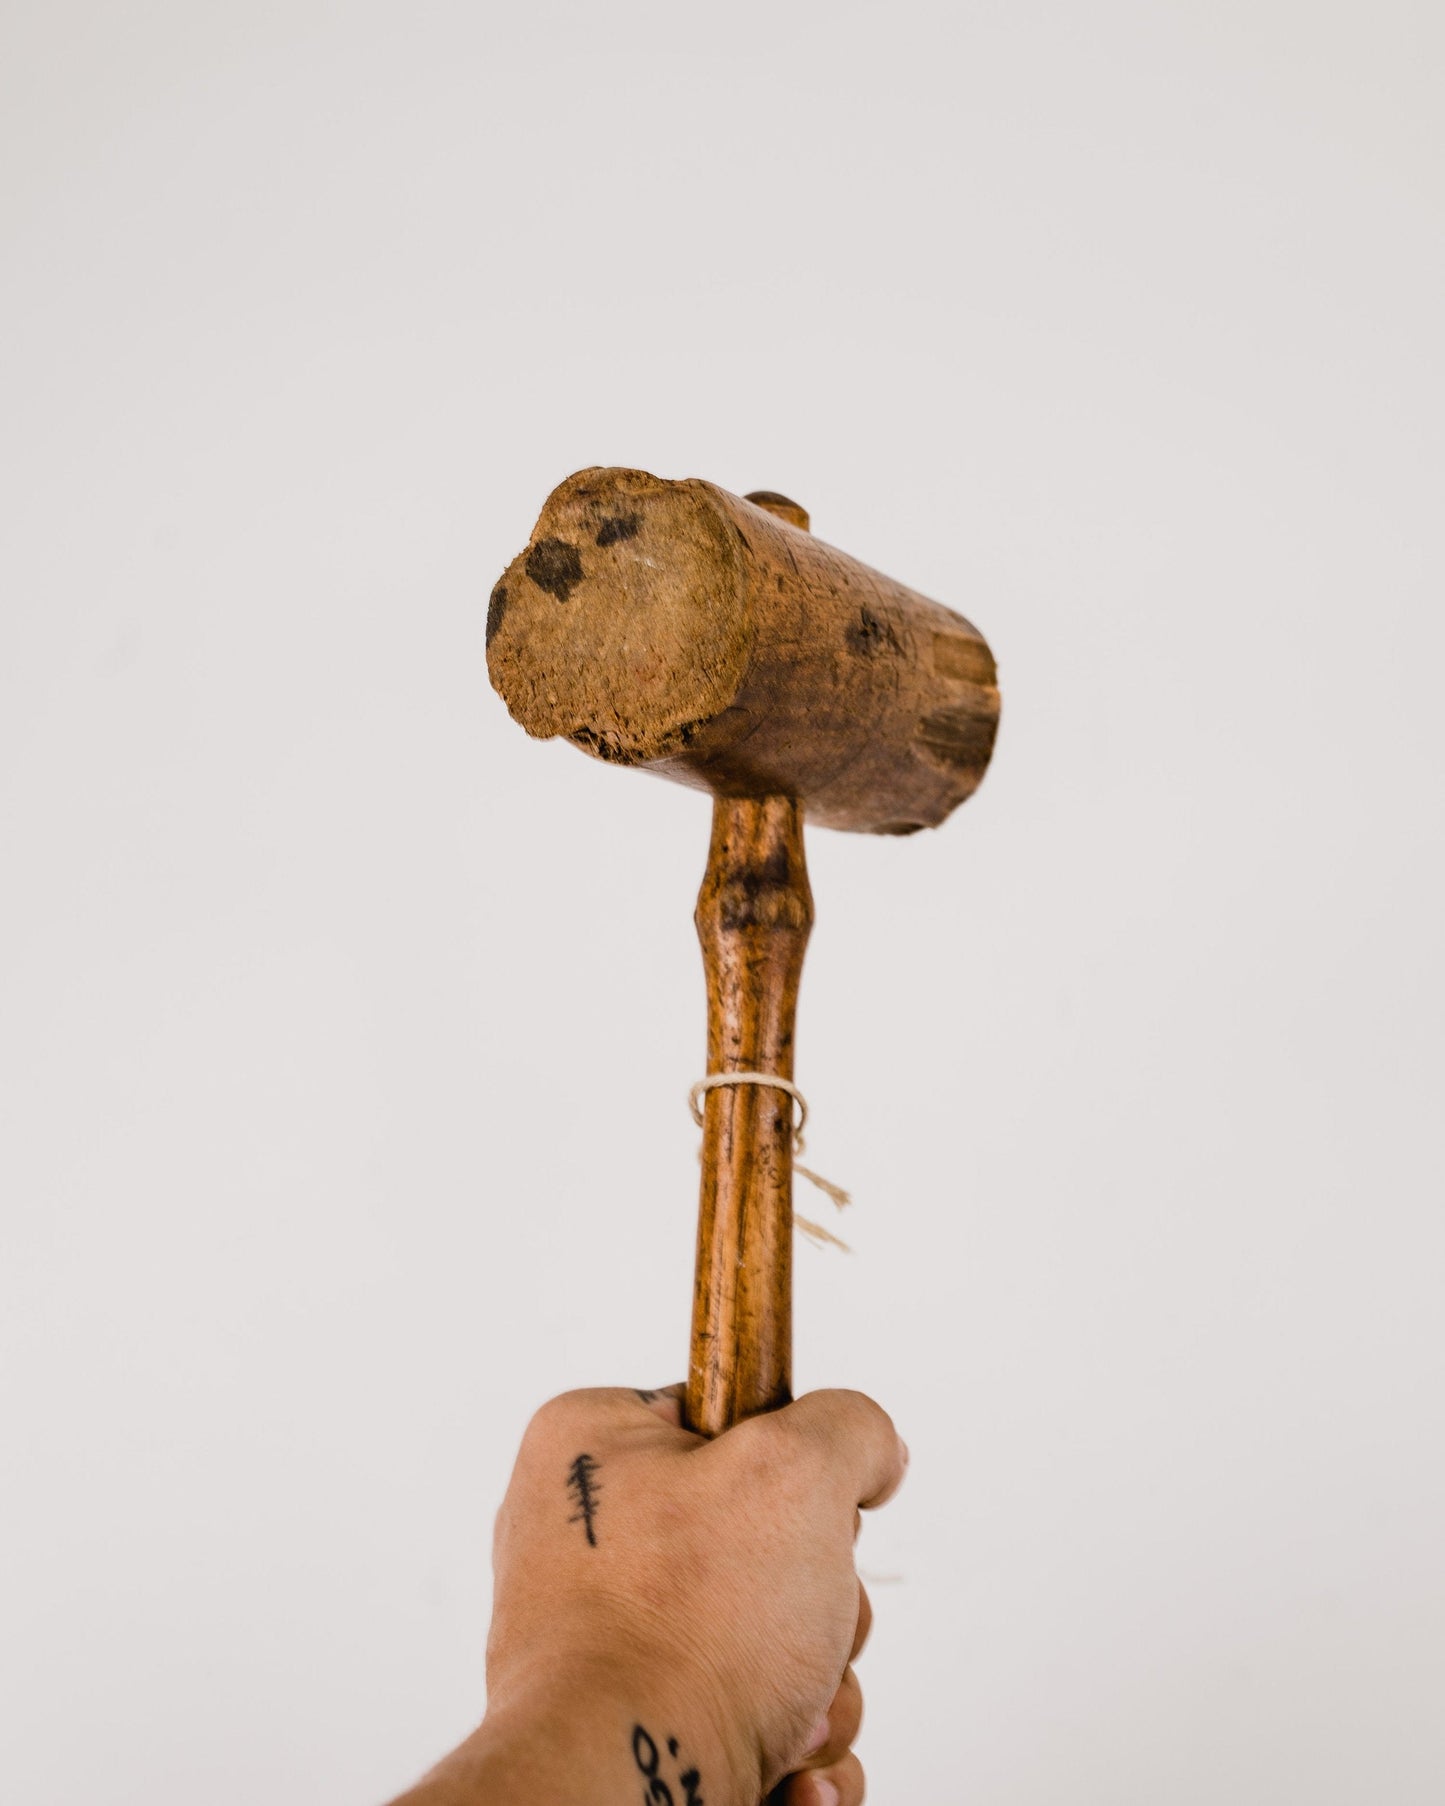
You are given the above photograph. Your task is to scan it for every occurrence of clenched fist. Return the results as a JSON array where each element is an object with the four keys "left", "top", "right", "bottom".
[{"left": 390, "top": 1385, "right": 907, "bottom": 1806}]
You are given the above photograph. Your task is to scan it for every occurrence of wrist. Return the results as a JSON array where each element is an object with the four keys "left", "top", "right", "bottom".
[
  {"left": 489, "top": 1653, "right": 758, "bottom": 1806},
  {"left": 394, "top": 1654, "right": 759, "bottom": 1806}
]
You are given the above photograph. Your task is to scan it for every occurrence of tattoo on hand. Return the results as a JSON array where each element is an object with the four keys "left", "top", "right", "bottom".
[
  {"left": 567, "top": 1453, "right": 601, "bottom": 1547},
  {"left": 635, "top": 1389, "right": 660, "bottom": 1403},
  {"left": 632, "top": 1723, "right": 703, "bottom": 1806}
]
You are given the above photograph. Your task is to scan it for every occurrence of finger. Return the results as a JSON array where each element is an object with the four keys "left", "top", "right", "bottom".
[
  {"left": 797, "top": 1666, "right": 862, "bottom": 1770},
  {"left": 521, "top": 1385, "right": 696, "bottom": 1457},
  {"left": 775, "top": 1389, "right": 909, "bottom": 1510},
  {"left": 631, "top": 1383, "right": 686, "bottom": 1427},
  {"left": 850, "top": 1583, "right": 873, "bottom": 1661},
  {"left": 774, "top": 1749, "right": 866, "bottom": 1806}
]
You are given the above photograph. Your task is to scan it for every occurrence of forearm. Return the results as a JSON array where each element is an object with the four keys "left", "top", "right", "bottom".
[{"left": 387, "top": 1662, "right": 754, "bottom": 1806}]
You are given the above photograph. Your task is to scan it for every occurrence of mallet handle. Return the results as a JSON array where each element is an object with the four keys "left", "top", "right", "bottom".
[{"left": 685, "top": 794, "right": 813, "bottom": 1436}]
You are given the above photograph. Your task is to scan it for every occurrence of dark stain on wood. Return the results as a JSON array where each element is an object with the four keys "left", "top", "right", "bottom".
[
  {"left": 568, "top": 725, "right": 633, "bottom": 764},
  {"left": 595, "top": 512, "right": 641, "bottom": 547},
  {"left": 486, "top": 582, "right": 508, "bottom": 647},
  {"left": 846, "top": 606, "right": 901, "bottom": 657},
  {"left": 525, "top": 537, "right": 585, "bottom": 602},
  {"left": 715, "top": 836, "right": 804, "bottom": 933}
]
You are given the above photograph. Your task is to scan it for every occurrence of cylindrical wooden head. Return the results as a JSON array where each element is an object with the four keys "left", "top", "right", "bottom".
[{"left": 486, "top": 467, "right": 1000, "bottom": 833}]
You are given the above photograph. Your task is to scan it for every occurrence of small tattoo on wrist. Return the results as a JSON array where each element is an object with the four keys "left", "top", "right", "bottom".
[
  {"left": 635, "top": 1388, "right": 660, "bottom": 1403},
  {"left": 632, "top": 1723, "right": 703, "bottom": 1805},
  {"left": 566, "top": 1453, "right": 601, "bottom": 1547}
]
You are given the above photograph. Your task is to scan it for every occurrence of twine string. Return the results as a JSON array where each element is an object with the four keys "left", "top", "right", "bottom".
[{"left": 688, "top": 1072, "right": 852, "bottom": 1250}]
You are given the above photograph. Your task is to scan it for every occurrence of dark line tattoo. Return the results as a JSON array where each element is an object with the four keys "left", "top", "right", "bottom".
[
  {"left": 632, "top": 1722, "right": 703, "bottom": 1806},
  {"left": 635, "top": 1389, "right": 660, "bottom": 1403},
  {"left": 567, "top": 1452, "right": 601, "bottom": 1547}
]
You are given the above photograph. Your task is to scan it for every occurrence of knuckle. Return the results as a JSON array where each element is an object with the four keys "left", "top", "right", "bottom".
[
  {"left": 798, "top": 1387, "right": 893, "bottom": 1445},
  {"left": 719, "top": 1413, "right": 807, "bottom": 1491},
  {"left": 522, "top": 1388, "right": 593, "bottom": 1444},
  {"left": 831, "top": 1387, "right": 895, "bottom": 1434}
]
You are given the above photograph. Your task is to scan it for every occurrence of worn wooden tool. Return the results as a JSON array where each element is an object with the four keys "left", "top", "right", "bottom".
[{"left": 488, "top": 468, "right": 1000, "bottom": 1436}]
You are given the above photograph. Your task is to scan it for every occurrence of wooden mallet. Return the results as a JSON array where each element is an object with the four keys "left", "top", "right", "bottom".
[{"left": 488, "top": 468, "right": 1000, "bottom": 1437}]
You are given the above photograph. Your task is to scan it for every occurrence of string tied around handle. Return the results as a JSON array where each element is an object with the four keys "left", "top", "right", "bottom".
[{"left": 688, "top": 1072, "right": 852, "bottom": 1250}]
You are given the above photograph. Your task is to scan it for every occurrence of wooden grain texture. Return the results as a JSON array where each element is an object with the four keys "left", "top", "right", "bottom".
[
  {"left": 686, "top": 792, "right": 812, "bottom": 1436},
  {"left": 487, "top": 472, "right": 1002, "bottom": 1453},
  {"left": 486, "top": 467, "right": 1000, "bottom": 834}
]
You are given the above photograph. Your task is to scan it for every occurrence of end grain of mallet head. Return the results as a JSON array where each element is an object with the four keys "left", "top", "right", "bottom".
[
  {"left": 487, "top": 470, "right": 1001, "bottom": 1436},
  {"left": 486, "top": 467, "right": 1000, "bottom": 834}
]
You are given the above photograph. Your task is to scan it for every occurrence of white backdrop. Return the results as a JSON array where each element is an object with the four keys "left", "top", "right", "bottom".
[{"left": 3, "top": 3, "right": 1442, "bottom": 1801}]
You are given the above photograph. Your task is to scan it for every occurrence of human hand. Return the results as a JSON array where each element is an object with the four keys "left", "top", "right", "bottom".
[{"left": 391, "top": 1384, "right": 907, "bottom": 1806}]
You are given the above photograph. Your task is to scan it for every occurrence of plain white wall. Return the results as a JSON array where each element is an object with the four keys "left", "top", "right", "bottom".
[{"left": 3, "top": 2, "right": 1442, "bottom": 1800}]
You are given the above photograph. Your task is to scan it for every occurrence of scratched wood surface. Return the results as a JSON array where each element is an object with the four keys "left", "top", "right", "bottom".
[
  {"left": 687, "top": 790, "right": 813, "bottom": 1434},
  {"left": 487, "top": 467, "right": 1000, "bottom": 835}
]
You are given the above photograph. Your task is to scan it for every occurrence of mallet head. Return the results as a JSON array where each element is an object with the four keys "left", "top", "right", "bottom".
[{"left": 487, "top": 467, "right": 1000, "bottom": 834}]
